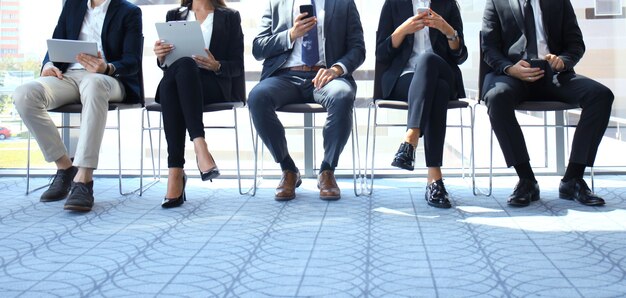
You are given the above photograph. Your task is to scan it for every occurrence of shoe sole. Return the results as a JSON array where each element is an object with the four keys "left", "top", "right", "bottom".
[
  {"left": 559, "top": 193, "right": 605, "bottom": 206},
  {"left": 320, "top": 195, "right": 341, "bottom": 201},
  {"left": 508, "top": 192, "right": 540, "bottom": 207},
  {"left": 427, "top": 201, "right": 452, "bottom": 209},
  {"left": 64, "top": 205, "right": 92, "bottom": 212},
  {"left": 40, "top": 196, "right": 68, "bottom": 202},
  {"left": 274, "top": 179, "right": 302, "bottom": 201},
  {"left": 391, "top": 160, "right": 414, "bottom": 171}
]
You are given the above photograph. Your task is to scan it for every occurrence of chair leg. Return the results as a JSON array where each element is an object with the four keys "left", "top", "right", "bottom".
[
  {"left": 235, "top": 108, "right": 254, "bottom": 195},
  {"left": 26, "top": 131, "right": 31, "bottom": 194},
  {"left": 139, "top": 108, "right": 159, "bottom": 196},
  {"left": 352, "top": 109, "right": 364, "bottom": 196}
]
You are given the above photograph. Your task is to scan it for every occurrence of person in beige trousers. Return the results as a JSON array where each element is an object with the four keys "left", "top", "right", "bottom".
[{"left": 13, "top": 0, "right": 143, "bottom": 212}]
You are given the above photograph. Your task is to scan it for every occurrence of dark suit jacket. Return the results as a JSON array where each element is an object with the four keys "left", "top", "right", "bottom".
[
  {"left": 252, "top": 0, "right": 365, "bottom": 88},
  {"left": 43, "top": 0, "right": 143, "bottom": 104},
  {"left": 481, "top": 0, "right": 585, "bottom": 75},
  {"left": 375, "top": 0, "right": 467, "bottom": 100},
  {"left": 156, "top": 5, "right": 245, "bottom": 103}
]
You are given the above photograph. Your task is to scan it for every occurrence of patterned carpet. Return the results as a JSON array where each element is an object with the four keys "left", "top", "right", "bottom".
[{"left": 1, "top": 175, "right": 625, "bottom": 297}]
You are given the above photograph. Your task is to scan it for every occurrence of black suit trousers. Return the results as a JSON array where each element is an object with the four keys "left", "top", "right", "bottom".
[
  {"left": 483, "top": 71, "right": 614, "bottom": 167},
  {"left": 388, "top": 53, "right": 455, "bottom": 167},
  {"left": 159, "top": 57, "right": 225, "bottom": 168}
]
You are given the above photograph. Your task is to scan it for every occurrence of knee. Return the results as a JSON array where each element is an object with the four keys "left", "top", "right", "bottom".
[
  {"left": 168, "top": 57, "right": 198, "bottom": 74},
  {"left": 484, "top": 88, "right": 515, "bottom": 118},
  {"left": 325, "top": 84, "right": 355, "bottom": 112},
  {"left": 13, "top": 82, "right": 44, "bottom": 113},
  {"left": 247, "top": 85, "right": 273, "bottom": 114},
  {"left": 595, "top": 85, "right": 614, "bottom": 109},
  {"left": 79, "top": 75, "right": 110, "bottom": 97}
]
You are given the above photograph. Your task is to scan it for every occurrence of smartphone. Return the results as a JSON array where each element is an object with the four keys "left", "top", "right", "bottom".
[
  {"left": 417, "top": 7, "right": 430, "bottom": 15},
  {"left": 528, "top": 58, "right": 548, "bottom": 70},
  {"left": 300, "top": 4, "right": 315, "bottom": 19}
]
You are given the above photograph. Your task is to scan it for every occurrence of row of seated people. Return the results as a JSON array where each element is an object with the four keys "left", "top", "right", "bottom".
[{"left": 12, "top": 0, "right": 613, "bottom": 212}]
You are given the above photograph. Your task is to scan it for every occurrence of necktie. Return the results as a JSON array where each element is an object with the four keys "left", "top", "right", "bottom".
[
  {"left": 302, "top": 0, "right": 320, "bottom": 66},
  {"left": 523, "top": 0, "right": 538, "bottom": 59}
]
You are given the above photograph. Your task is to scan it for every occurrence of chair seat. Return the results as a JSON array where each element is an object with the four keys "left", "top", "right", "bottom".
[
  {"left": 375, "top": 99, "right": 469, "bottom": 110},
  {"left": 278, "top": 103, "right": 326, "bottom": 113},
  {"left": 515, "top": 101, "right": 578, "bottom": 111},
  {"left": 49, "top": 103, "right": 143, "bottom": 113},
  {"left": 145, "top": 101, "right": 244, "bottom": 113}
]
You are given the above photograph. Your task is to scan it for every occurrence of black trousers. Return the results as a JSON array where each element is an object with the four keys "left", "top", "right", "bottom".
[
  {"left": 248, "top": 69, "right": 355, "bottom": 168},
  {"left": 159, "top": 57, "right": 225, "bottom": 168},
  {"left": 388, "top": 53, "right": 455, "bottom": 167},
  {"left": 483, "top": 71, "right": 614, "bottom": 167}
]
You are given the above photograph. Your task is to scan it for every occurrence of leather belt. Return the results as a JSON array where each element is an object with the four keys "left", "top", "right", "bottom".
[{"left": 287, "top": 65, "right": 324, "bottom": 72}]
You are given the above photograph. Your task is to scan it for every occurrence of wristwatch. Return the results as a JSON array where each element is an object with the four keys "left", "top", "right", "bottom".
[{"left": 446, "top": 30, "right": 459, "bottom": 42}]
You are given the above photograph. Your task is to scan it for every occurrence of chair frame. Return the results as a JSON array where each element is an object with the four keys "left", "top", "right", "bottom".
[
  {"left": 363, "top": 99, "right": 475, "bottom": 195},
  {"left": 139, "top": 101, "right": 254, "bottom": 196},
  {"left": 250, "top": 103, "right": 365, "bottom": 197}
]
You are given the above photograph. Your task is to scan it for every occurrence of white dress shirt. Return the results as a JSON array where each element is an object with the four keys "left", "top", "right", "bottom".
[
  {"left": 187, "top": 10, "right": 214, "bottom": 50},
  {"left": 402, "top": 0, "right": 434, "bottom": 75},
  {"left": 69, "top": 0, "right": 111, "bottom": 69},
  {"left": 518, "top": 0, "right": 550, "bottom": 59}
]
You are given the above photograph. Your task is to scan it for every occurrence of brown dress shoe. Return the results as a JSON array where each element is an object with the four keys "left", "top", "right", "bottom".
[
  {"left": 275, "top": 170, "right": 302, "bottom": 201},
  {"left": 318, "top": 170, "right": 341, "bottom": 200}
]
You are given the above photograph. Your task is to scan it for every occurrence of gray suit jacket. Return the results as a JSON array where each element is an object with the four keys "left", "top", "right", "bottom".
[{"left": 252, "top": 0, "right": 365, "bottom": 87}]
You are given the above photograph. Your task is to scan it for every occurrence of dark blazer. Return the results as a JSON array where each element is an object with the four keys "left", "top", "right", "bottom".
[
  {"left": 375, "top": 0, "right": 467, "bottom": 100},
  {"left": 156, "top": 5, "right": 245, "bottom": 103},
  {"left": 43, "top": 0, "right": 143, "bottom": 104},
  {"left": 252, "top": 0, "right": 365, "bottom": 88},
  {"left": 481, "top": 0, "right": 585, "bottom": 75}
]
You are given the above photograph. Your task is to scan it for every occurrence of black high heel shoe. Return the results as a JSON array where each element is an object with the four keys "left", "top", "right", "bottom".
[
  {"left": 161, "top": 173, "right": 187, "bottom": 208},
  {"left": 197, "top": 155, "right": 220, "bottom": 182}
]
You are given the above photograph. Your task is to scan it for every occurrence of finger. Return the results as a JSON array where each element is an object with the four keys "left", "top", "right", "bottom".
[
  {"left": 53, "top": 67, "right": 63, "bottom": 79},
  {"left": 97, "top": 51, "right": 102, "bottom": 59}
]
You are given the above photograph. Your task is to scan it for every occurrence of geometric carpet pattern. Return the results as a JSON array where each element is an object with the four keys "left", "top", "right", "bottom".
[{"left": 1, "top": 175, "right": 625, "bottom": 297}]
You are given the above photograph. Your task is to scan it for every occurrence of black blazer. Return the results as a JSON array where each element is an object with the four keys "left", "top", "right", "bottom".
[
  {"left": 481, "top": 0, "right": 585, "bottom": 75},
  {"left": 375, "top": 0, "right": 467, "bottom": 100},
  {"left": 43, "top": 0, "right": 143, "bottom": 104},
  {"left": 156, "top": 5, "right": 245, "bottom": 103}
]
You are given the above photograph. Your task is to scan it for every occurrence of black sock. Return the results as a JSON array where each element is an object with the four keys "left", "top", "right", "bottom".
[
  {"left": 514, "top": 162, "right": 536, "bottom": 182},
  {"left": 319, "top": 161, "right": 333, "bottom": 173},
  {"left": 563, "top": 162, "right": 585, "bottom": 182},
  {"left": 279, "top": 155, "right": 298, "bottom": 172}
]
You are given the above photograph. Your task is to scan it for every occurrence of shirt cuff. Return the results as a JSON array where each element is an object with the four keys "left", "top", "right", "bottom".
[
  {"left": 43, "top": 62, "right": 55, "bottom": 69},
  {"left": 332, "top": 63, "right": 348, "bottom": 77},
  {"left": 287, "top": 31, "right": 295, "bottom": 50},
  {"left": 503, "top": 65, "right": 513, "bottom": 76}
]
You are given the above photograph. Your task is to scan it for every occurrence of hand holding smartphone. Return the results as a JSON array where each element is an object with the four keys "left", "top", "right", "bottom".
[
  {"left": 527, "top": 58, "right": 553, "bottom": 84},
  {"left": 300, "top": 4, "right": 315, "bottom": 19}
]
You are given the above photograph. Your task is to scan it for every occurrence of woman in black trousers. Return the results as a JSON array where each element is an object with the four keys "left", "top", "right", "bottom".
[
  {"left": 153, "top": 0, "right": 244, "bottom": 208},
  {"left": 376, "top": 0, "right": 467, "bottom": 208}
]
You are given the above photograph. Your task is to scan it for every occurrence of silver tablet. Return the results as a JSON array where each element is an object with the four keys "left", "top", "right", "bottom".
[
  {"left": 46, "top": 39, "right": 98, "bottom": 63},
  {"left": 155, "top": 21, "right": 206, "bottom": 67}
]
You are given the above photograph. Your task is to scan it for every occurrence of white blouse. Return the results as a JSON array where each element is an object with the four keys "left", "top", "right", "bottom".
[{"left": 187, "top": 10, "right": 214, "bottom": 49}]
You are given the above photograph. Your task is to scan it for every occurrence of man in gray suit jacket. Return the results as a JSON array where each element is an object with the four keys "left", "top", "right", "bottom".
[{"left": 248, "top": 0, "right": 365, "bottom": 201}]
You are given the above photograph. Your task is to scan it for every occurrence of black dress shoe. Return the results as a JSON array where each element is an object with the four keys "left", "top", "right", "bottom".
[
  {"left": 507, "top": 178, "right": 540, "bottom": 207},
  {"left": 425, "top": 179, "right": 451, "bottom": 209},
  {"left": 162, "top": 174, "right": 187, "bottom": 208},
  {"left": 559, "top": 178, "right": 605, "bottom": 206},
  {"left": 391, "top": 142, "right": 415, "bottom": 171},
  {"left": 64, "top": 181, "right": 94, "bottom": 212},
  {"left": 40, "top": 166, "right": 78, "bottom": 202}
]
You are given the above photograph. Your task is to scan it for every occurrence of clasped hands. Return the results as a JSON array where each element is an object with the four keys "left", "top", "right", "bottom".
[
  {"left": 506, "top": 54, "right": 565, "bottom": 83},
  {"left": 396, "top": 9, "right": 455, "bottom": 38},
  {"left": 41, "top": 52, "right": 108, "bottom": 79},
  {"left": 154, "top": 40, "right": 221, "bottom": 72}
]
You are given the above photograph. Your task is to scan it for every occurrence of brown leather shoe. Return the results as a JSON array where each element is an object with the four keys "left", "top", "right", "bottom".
[
  {"left": 318, "top": 170, "right": 341, "bottom": 200},
  {"left": 275, "top": 170, "right": 302, "bottom": 201}
]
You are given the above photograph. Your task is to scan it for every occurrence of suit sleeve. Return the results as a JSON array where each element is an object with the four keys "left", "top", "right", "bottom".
[
  {"left": 447, "top": 1, "right": 468, "bottom": 65},
  {"left": 43, "top": 2, "right": 71, "bottom": 72},
  {"left": 481, "top": 0, "right": 512, "bottom": 75},
  {"left": 252, "top": 1, "right": 292, "bottom": 61},
  {"left": 335, "top": 0, "right": 365, "bottom": 75},
  {"left": 557, "top": 0, "right": 585, "bottom": 71},
  {"left": 217, "top": 11, "right": 244, "bottom": 78},
  {"left": 375, "top": 0, "right": 402, "bottom": 64},
  {"left": 109, "top": 5, "right": 143, "bottom": 77}
]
